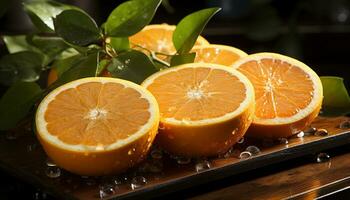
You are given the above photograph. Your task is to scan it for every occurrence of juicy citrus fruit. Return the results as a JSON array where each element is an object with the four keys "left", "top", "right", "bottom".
[
  {"left": 36, "top": 77, "right": 159, "bottom": 175},
  {"left": 47, "top": 67, "right": 58, "bottom": 86},
  {"left": 192, "top": 44, "right": 248, "bottom": 66},
  {"left": 142, "top": 63, "right": 255, "bottom": 156},
  {"left": 129, "top": 24, "right": 209, "bottom": 59},
  {"left": 232, "top": 53, "right": 323, "bottom": 138}
]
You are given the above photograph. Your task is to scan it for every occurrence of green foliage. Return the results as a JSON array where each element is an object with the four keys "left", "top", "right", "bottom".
[
  {"left": 0, "top": 51, "right": 44, "bottom": 85},
  {"left": 170, "top": 53, "right": 196, "bottom": 66},
  {"left": 107, "top": 50, "right": 158, "bottom": 84},
  {"left": 320, "top": 76, "right": 350, "bottom": 116},
  {"left": 54, "top": 10, "right": 101, "bottom": 46},
  {"left": 173, "top": 7, "right": 220, "bottom": 54},
  {"left": 108, "top": 37, "right": 130, "bottom": 52},
  {"left": 105, "top": 0, "right": 162, "bottom": 37},
  {"left": 23, "top": 0, "right": 79, "bottom": 32},
  {"left": 0, "top": 82, "right": 42, "bottom": 130}
]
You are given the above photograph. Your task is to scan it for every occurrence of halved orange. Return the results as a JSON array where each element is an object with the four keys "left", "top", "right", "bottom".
[
  {"left": 36, "top": 77, "right": 159, "bottom": 175},
  {"left": 142, "top": 63, "right": 255, "bottom": 156},
  {"left": 129, "top": 24, "right": 209, "bottom": 59},
  {"left": 232, "top": 53, "right": 323, "bottom": 138},
  {"left": 191, "top": 44, "right": 248, "bottom": 66}
]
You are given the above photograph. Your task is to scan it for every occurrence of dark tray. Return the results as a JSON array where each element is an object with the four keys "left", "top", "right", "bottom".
[{"left": 0, "top": 116, "right": 349, "bottom": 200}]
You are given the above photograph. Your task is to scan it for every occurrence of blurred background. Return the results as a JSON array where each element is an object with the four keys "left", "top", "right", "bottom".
[
  {"left": 0, "top": 0, "right": 350, "bottom": 199},
  {"left": 1, "top": 0, "right": 350, "bottom": 85}
]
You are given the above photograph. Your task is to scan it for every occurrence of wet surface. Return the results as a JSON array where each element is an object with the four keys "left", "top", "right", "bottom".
[{"left": 0, "top": 116, "right": 349, "bottom": 199}]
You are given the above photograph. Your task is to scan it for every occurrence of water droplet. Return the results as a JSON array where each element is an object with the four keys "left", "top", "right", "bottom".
[
  {"left": 33, "top": 191, "right": 47, "bottom": 200},
  {"left": 27, "top": 144, "right": 37, "bottom": 152},
  {"left": 278, "top": 138, "right": 289, "bottom": 144},
  {"left": 128, "top": 148, "right": 135, "bottom": 155},
  {"left": 304, "top": 127, "right": 317, "bottom": 134},
  {"left": 314, "top": 129, "right": 328, "bottom": 136},
  {"left": 316, "top": 153, "right": 330, "bottom": 163},
  {"left": 246, "top": 146, "right": 260, "bottom": 155},
  {"left": 45, "top": 166, "right": 61, "bottom": 178},
  {"left": 239, "top": 151, "right": 252, "bottom": 159},
  {"left": 195, "top": 160, "right": 211, "bottom": 172},
  {"left": 130, "top": 176, "right": 147, "bottom": 190},
  {"left": 99, "top": 184, "right": 115, "bottom": 198},
  {"left": 46, "top": 158, "right": 56, "bottom": 167},
  {"left": 176, "top": 156, "right": 191, "bottom": 165},
  {"left": 150, "top": 148, "right": 163, "bottom": 159},
  {"left": 124, "top": 59, "right": 131, "bottom": 64},
  {"left": 297, "top": 131, "right": 305, "bottom": 138},
  {"left": 237, "top": 137, "right": 244, "bottom": 144},
  {"left": 5, "top": 131, "right": 17, "bottom": 140},
  {"left": 339, "top": 121, "right": 350, "bottom": 129}
]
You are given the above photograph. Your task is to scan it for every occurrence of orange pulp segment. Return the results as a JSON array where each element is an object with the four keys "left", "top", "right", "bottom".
[
  {"left": 36, "top": 77, "right": 159, "bottom": 175},
  {"left": 233, "top": 53, "right": 323, "bottom": 138}
]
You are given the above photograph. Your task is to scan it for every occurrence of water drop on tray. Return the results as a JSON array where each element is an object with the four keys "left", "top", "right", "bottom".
[
  {"left": 316, "top": 153, "right": 331, "bottom": 163},
  {"left": 45, "top": 158, "right": 56, "bottom": 167},
  {"left": 45, "top": 166, "right": 61, "bottom": 178},
  {"left": 237, "top": 137, "right": 244, "bottom": 144},
  {"left": 297, "top": 131, "right": 305, "bottom": 138},
  {"left": 339, "top": 121, "right": 350, "bottom": 129},
  {"left": 130, "top": 176, "right": 147, "bottom": 190},
  {"left": 304, "top": 127, "right": 317, "bottom": 135},
  {"left": 150, "top": 148, "right": 163, "bottom": 159},
  {"left": 195, "top": 160, "right": 211, "bottom": 172},
  {"left": 99, "top": 184, "right": 115, "bottom": 198},
  {"left": 239, "top": 151, "right": 252, "bottom": 159},
  {"left": 277, "top": 138, "right": 289, "bottom": 144},
  {"left": 246, "top": 146, "right": 260, "bottom": 155},
  {"left": 314, "top": 129, "right": 328, "bottom": 136},
  {"left": 176, "top": 156, "right": 191, "bottom": 165}
]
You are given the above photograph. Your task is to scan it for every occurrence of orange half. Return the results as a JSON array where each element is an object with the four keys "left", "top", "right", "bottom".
[
  {"left": 36, "top": 77, "right": 159, "bottom": 175},
  {"left": 142, "top": 63, "right": 255, "bottom": 156},
  {"left": 233, "top": 53, "right": 323, "bottom": 138},
  {"left": 129, "top": 24, "right": 209, "bottom": 58},
  {"left": 192, "top": 44, "right": 248, "bottom": 66}
]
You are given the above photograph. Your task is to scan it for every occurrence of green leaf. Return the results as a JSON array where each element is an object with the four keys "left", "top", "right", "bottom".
[
  {"left": 52, "top": 54, "right": 82, "bottom": 77},
  {"left": 96, "top": 58, "right": 110, "bottom": 76},
  {"left": 105, "top": 0, "right": 162, "bottom": 37},
  {"left": 0, "top": 51, "right": 44, "bottom": 85},
  {"left": 173, "top": 7, "right": 221, "bottom": 54},
  {"left": 54, "top": 9, "right": 101, "bottom": 46},
  {"left": 320, "top": 76, "right": 350, "bottom": 116},
  {"left": 0, "top": 0, "right": 9, "bottom": 18},
  {"left": 23, "top": 0, "right": 79, "bottom": 32},
  {"left": 3, "top": 35, "right": 37, "bottom": 53},
  {"left": 55, "top": 51, "right": 99, "bottom": 85},
  {"left": 29, "top": 35, "right": 69, "bottom": 65},
  {"left": 0, "top": 82, "right": 42, "bottom": 130},
  {"left": 170, "top": 53, "right": 196, "bottom": 66},
  {"left": 108, "top": 37, "right": 130, "bottom": 52},
  {"left": 107, "top": 50, "right": 158, "bottom": 84}
]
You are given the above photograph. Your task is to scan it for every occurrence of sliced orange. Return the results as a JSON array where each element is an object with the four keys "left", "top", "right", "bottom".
[
  {"left": 191, "top": 44, "right": 248, "bottom": 66},
  {"left": 232, "top": 53, "right": 323, "bottom": 138},
  {"left": 129, "top": 24, "right": 209, "bottom": 59},
  {"left": 36, "top": 77, "right": 159, "bottom": 175},
  {"left": 142, "top": 63, "right": 255, "bottom": 156}
]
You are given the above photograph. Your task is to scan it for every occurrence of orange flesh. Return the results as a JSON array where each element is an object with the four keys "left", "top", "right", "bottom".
[
  {"left": 45, "top": 82, "right": 150, "bottom": 146},
  {"left": 237, "top": 58, "right": 314, "bottom": 119},
  {"left": 192, "top": 47, "right": 241, "bottom": 66},
  {"left": 146, "top": 67, "right": 246, "bottom": 121},
  {"left": 129, "top": 27, "right": 205, "bottom": 55}
]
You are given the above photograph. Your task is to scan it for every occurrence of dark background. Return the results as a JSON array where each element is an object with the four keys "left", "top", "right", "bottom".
[{"left": 0, "top": 0, "right": 350, "bottom": 199}]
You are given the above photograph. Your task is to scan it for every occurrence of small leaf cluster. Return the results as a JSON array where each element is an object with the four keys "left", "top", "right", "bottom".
[{"left": 0, "top": 0, "right": 220, "bottom": 130}]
